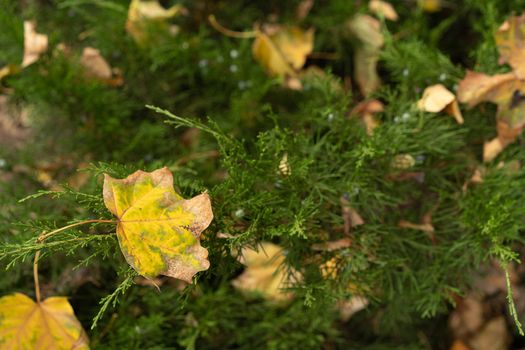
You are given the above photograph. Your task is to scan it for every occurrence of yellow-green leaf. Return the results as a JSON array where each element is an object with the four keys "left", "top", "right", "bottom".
[
  {"left": 0, "top": 293, "right": 89, "bottom": 350},
  {"left": 103, "top": 167, "right": 213, "bottom": 282}
]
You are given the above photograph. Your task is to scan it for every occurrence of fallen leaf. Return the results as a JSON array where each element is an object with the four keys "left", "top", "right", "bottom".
[
  {"left": 457, "top": 14, "right": 525, "bottom": 161},
  {"left": 338, "top": 296, "right": 369, "bottom": 321},
  {"left": 232, "top": 242, "right": 301, "bottom": 302},
  {"left": 369, "top": 0, "right": 399, "bottom": 21},
  {"left": 80, "top": 47, "right": 112, "bottom": 80},
  {"left": 296, "top": 0, "right": 314, "bottom": 20},
  {"left": 391, "top": 154, "right": 416, "bottom": 170},
  {"left": 278, "top": 153, "right": 291, "bottom": 176},
  {"left": 495, "top": 13, "right": 525, "bottom": 79},
  {"left": 311, "top": 238, "right": 352, "bottom": 251},
  {"left": 252, "top": 26, "right": 314, "bottom": 78},
  {"left": 347, "top": 15, "right": 384, "bottom": 96},
  {"left": 468, "top": 317, "right": 510, "bottom": 350},
  {"left": 126, "top": 0, "right": 185, "bottom": 46},
  {"left": 0, "top": 292, "right": 89, "bottom": 349},
  {"left": 450, "top": 340, "right": 471, "bottom": 350},
  {"left": 398, "top": 220, "right": 434, "bottom": 233},
  {"left": 22, "top": 21, "right": 48, "bottom": 68},
  {"left": 103, "top": 167, "right": 213, "bottom": 283},
  {"left": 417, "top": 84, "right": 464, "bottom": 124},
  {"left": 351, "top": 99, "right": 383, "bottom": 134},
  {"left": 340, "top": 195, "right": 364, "bottom": 236}
]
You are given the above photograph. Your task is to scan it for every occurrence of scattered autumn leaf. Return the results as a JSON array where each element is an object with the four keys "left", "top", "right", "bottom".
[
  {"left": 232, "top": 242, "right": 301, "bottom": 302},
  {"left": 351, "top": 99, "right": 383, "bottom": 134},
  {"left": 495, "top": 13, "right": 525, "bottom": 79},
  {"left": 457, "top": 14, "right": 525, "bottom": 161},
  {"left": 103, "top": 167, "right": 213, "bottom": 283},
  {"left": 347, "top": 15, "right": 384, "bottom": 96},
  {"left": 417, "top": 84, "right": 464, "bottom": 124},
  {"left": 311, "top": 238, "right": 352, "bottom": 252},
  {"left": 340, "top": 195, "right": 364, "bottom": 236},
  {"left": 278, "top": 153, "right": 291, "bottom": 177},
  {"left": 391, "top": 154, "right": 416, "bottom": 170},
  {"left": 338, "top": 297, "right": 369, "bottom": 321},
  {"left": 22, "top": 21, "right": 48, "bottom": 68},
  {"left": 252, "top": 25, "right": 314, "bottom": 80},
  {"left": 0, "top": 293, "right": 89, "bottom": 349},
  {"left": 126, "top": 0, "right": 185, "bottom": 45},
  {"left": 369, "top": 0, "right": 399, "bottom": 21}
]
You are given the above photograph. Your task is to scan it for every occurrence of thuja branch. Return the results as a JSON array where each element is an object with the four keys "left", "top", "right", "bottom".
[{"left": 32, "top": 219, "right": 116, "bottom": 303}]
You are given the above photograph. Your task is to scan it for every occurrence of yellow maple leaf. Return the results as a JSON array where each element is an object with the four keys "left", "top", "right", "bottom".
[
  {"left": 103, "top": 167, "right": 213, "bottom": 283},
  {"left": 126, "top": 0, "right": 184, "bottom": 46},
  {"left": 252, "top": 26, "right": 314, "bottom": 78},
  {"left": 232, "top": 242, "right": 301, "bottom": 302},
  {"left": 0, "top": 293, "right": 89, "bottom": 350}
]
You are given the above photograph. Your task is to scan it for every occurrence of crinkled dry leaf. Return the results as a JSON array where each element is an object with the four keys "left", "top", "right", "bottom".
[
  {"left": 311, "top": 238, "right": 352, "bottom": 252},
  {"left": 495, "top": 14, "right": 525, "bottom": 79},
  {"left": 80, "top": 47, "right": 123, "bottom": 86},
  {"left": 369, "top": 0, "right": 398, "bottom": 21},
  {"left": 22, "top": 21, "right": 48, "bottom": 68},
  {"left": 337, "top": 297, "right": 369, "bottom": 321},
  {"left": 340, "top": 195, "right": 364, "bottom": 236},
  {"left": 81, "top": 47, "right": 112, "bottom": 80},
  {"left": 126, "top": 0, "right": 184, "bottom": 45},
  {"left": 351, "top": 99, "right": 383, "bottom": 134},
  {"left": 252, "top": 26, "right": 314, "bottom": 78},
  {"left": 103, "top": 167, "right": 213, "bottom": 283},
  {"left": 232, "top": 242, "right": 301, "bottom": 302},
  {"left": 347, "top": 15, "right": 384, "bottom": 96},
  {"left": 417, "top": 84, "right": 464, "bottom": 124},
  {"left": 457, "top": 14, "right": 525, "bottom": 161},
  {"left": 0, "top": 293, "right": 89, "bottom": 349}
]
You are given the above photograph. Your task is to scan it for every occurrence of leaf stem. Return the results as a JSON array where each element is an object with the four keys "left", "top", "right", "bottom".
[
  {"left": 208, "top": 15, "right": 258, "bottom": 39},
  {"left": 33, "top": 219, "right": 116, "bottom": 303}
]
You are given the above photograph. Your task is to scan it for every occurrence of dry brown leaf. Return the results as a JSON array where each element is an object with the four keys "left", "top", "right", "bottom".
[
  {"left": 296, "top": 0, "right": 314, "bottom": 20},
  {"left": 398, "top": 220, "right": 434, "bottom": 233},
  {"left": 369, "top": 0, "right": 399, "bottom": 21},
  {"left": 347, "top": 15, "right": 384, "bottom": 96},
  {"left": 22, "top": 21, "right": 48, "bottom": 68},
  {"left": 81, "top": 47, "right": 112, "bottom": 80},
  {"left": 468, "top": 317, "right": 510, "bottom": 350},
  {"left": 457, "top": 14, "right": 525, "bottom": 161},
  {"left": 232, "top": 242, "right": 301, "bottom": 302},
  {"left": 340, "top": 195, "right": 364, "bottom": 236},
  {"left": 495, "top": 13, "right": 525, "bottom": 79},
  {"left": 252, "top": 26, "right": 314, "bottom": 78},
  {"left": 311, "top": 238, "right": 352, "bottom": 251},
  {"left": 417, "top": 84, "right": 464, "bottom": 124},
  {"left": 450, "top": 340, "right": 471, "bottom": 350},
  {"left": 337, "top": 297, "right": 369, "bottom": 321},
  {"left": 351, "top": 99, "right": 383, "bottom": 134}
]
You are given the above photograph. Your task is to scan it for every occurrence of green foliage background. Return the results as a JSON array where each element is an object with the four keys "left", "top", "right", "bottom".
[{"left": 2, "top": 0, "right": 525, "bottom": 349}]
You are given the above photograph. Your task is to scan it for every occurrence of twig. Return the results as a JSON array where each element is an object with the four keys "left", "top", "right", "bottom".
[{"left": 208, "top": 15, "right": 258, "bottom": 39}]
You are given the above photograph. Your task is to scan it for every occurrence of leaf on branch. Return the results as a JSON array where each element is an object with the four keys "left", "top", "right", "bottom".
[
  {"left": 126, "top": 0, "right": 185, "bottom": 46},
  {"left": 417, "top": 84, "right": 464, "bottom": 124},
  {"left": 232, "top": 242, "right": 301, "bottom": 302},
  {"left": 103, "top": 167, "right": 213, "bottom": 283},
  {"left": 252, "top": 25, "right": 314, "bottom": 81},
  {"left": 0, "top": 293, "right": 89, "bottom": 349},
  {"left": 22, "top": 21, "right": 48, "bottom": 68},
  {"left": 347, "top": 15, "right": 384, "bottom": 96}
]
